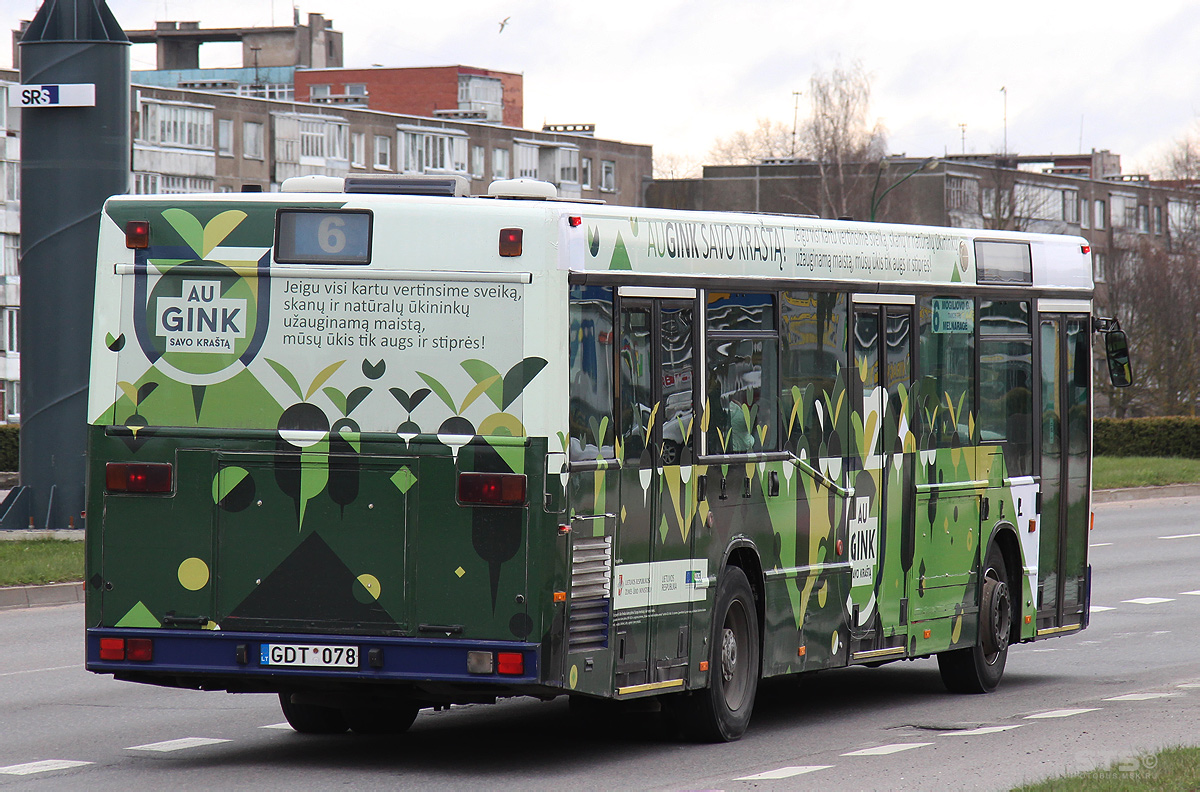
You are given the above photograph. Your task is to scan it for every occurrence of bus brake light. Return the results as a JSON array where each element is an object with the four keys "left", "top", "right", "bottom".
[
  {"left": 99, "top": 637, "right": 125, "bottom": 660},
  {"left": 458, "top": 472, "right": 527, "bottom": 507},
  {"left": 496, "top": 652, "right": 524, "bottom": 675},
  {"left": 125, "top": 220, "right": 150, "bottom": 249},
  {"left": 127, "top": 638, "right": 154, "bottom": 661},
  {"left": 106, "top": 462, "right": 173, "bottom": 493},
  {"left": 499, "top": 228, "right": 523, "bottom": 257}
]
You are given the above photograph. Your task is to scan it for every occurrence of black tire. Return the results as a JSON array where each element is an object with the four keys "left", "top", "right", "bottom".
[
  {"left": 671, "top": 566, "right": 760, "bottom": 742},
  {"left": 343, "top": 702, "right": 420, "bottom": 735},
  {"left": 938, "top": 543, "right": 1013, "bottom": 694},
  {"left": 278, "top": 692, "right": 348, "bottom": 734}
]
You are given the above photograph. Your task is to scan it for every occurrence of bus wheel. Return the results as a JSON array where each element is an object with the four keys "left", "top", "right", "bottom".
[
  {"left": 671, "top": 566, "right": 760, "bottom": 742},
  {"left": 343, "top": 702, "right": 420, "bottom": 735},
  {"left": 278, "top": 693, "right": 348, "bottom": 734},
  {"left": 937, "top": 544, "right": 1012, "bottom": 694}
]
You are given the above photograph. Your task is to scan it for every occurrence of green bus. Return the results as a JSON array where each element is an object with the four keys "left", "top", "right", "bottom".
[{"left": 85, "top": 175, "right": 1130, "bottom": 741}]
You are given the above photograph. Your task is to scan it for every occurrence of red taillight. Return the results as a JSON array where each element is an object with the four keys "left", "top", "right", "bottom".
[
  {"left": 568, "top": 216, "right": 582, "bottom": 227},
  {"left": 125, "top": 220, "right": 150, "bottom": 249},
  {"left": 499, "top": 228, "right": 523, "bottom": 257},
  {"left": 99, "top": 637, "right": 125, "bottom": 660},
  {"left": 106, "top": 462, "right": 173, "bottom": 493},
  {"left": 496, "top": 652, "right": 524, "bottom": 675},
  {"left": 1081, "top": 244, "right": 1091, "bottom": 254},
  {"left": 457, "top": 472, "right": 527, "bottom": 507},
  {"left": 126, "top": 638, "right": 153, "bottom": 662}
]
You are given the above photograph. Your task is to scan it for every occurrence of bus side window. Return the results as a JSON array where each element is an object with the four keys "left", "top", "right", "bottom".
[
  {"left": 978, "top": 300, "right": 1033, "bottom": 476},
  {"left": 705, "top": 292, "right": 778, "bottom": 455},
  {"left": 568, "top": 285, "right": 615, "bottom": 461},
  {"left": 918, "top": 296, "right": 975, "bottom": 449},
  {"left": 781, "top": 290, "right": 848, "bottom": 460}
]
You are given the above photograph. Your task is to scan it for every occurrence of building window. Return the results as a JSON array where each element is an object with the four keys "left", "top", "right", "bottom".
[
  {"left": 492, "top": 147, "right": 510, "bottom": 180},
  {"left": 600, "top": 160, "right": 616, "bottom": 192},
  {"left": 134, "top": 172, "right": 159, "bottom": 194},
  {"left": 1154, "top": 205, "right": 1164, "bottom": 235},
  {"left": 1137, "top": 205, "right": 1150, "bottom": 233},
  {"left": 515, "top": 143, "right": 539, "bottom": 179},
  {"left": 310, "top": 84, "right": 330, "bottom": 99},
  {"left": 5, "top": 308, "right": 18, "bottom": 354},
  {"left": 1094, "top": 199, "right": 1106, "bottom": 230},
  {"left": 350, "top": 132, "right": 366, "bottom": 168},
  {"left": 1080, "top": 198, "right": 1090, "bottom": 230},
  {"left": 457, "top": 75, "right": 503, "bottom": 122},
  {"left": 346, "top": 83, "right": 367, "bottom": 97},
  {"left": 1062, "top": 190, "right": 1079, "bottom": 224},
  {"left": 2, "top": 380, "right": 18, "bottom": 423},
  {"left": 581, "top": 157, "right": 592, "bottom": 189},
  {"left": 559, "top": 148, "right": 579, "bottom": 184},
  {"left": 946, "top": 176, "right": 979, "bottom": 212},
  {"left": 1093, "top": 251, "right": 1106, "bottom": 283},
  {"left": 374, "top": 135, "right": 391, "bottom": 170},
  {"left": 400, "top": 131, "right": 467, "bottom": 174},
  {"left": 140, "top": 101, "right": 213, "bottom": 149},
  {"left": 2, "top": 235, "right": 17, "bottom": 278},
  {"left": 217, "top": 119, "right": 233, "bottom": 156},
  {"left": 243, "top": 121, "right": 264, "bottom": 160},
  {"left": 471, "top": 145, "right": 485, "bottom": 179}
]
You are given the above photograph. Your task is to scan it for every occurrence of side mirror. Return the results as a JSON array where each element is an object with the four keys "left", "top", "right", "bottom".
[{"left": 1105, "top": 330, "right": 1133, "bottom": 388}]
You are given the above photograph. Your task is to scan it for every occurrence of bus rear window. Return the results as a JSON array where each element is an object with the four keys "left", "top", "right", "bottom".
[
  {"left": 275, "top": 209, "right": 372, "bottom": 264},
  {"left": 975, "top": 240, "right": 1032, "bottom": 284}
]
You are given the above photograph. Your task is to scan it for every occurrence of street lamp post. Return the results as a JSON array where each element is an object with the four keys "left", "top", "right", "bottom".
[{"left": 870, "top": 156, "right": 940, "bottom": 222}]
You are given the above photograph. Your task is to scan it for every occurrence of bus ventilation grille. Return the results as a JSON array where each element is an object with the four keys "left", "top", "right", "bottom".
[{"left": 569, "top": 535, "right": 612, "bottom": 651}]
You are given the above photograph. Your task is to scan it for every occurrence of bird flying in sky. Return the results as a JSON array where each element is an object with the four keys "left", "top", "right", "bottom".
[{"left": 499, "top": 16, "right": 510, "bottom": 33}]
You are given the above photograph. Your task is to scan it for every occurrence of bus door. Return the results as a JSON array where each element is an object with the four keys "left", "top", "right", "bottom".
[
  {"left": 1036, "top": 311, "right": 1091, "bottom": 632},
  {"left": 849, "top": 299, "right": 915, "bottom": 658},
  {"left": 613, "top": 293, "right": 697, "bottom": 691}
]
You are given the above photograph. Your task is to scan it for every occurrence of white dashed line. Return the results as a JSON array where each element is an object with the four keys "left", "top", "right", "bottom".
[
  {"left": 1178, "top": 683, "right": 1200, "bottom": 689},
  {"left": 1104, "top": 692, "right": 1172, "bottom": 701},
  {"left": 1181, "top": 591, "right": 1200, "bottom": 597},
  {"left": 1159, "top": 533, "right": 1200, "bottom": 540},
  {"left": 0, "top": 760, "right": 92, "bottom": 775},
  {"left": 735, "top": 766, "right": 833, "bottom": 780},
  {"left": 0, "top": 665, "right": 78, "bottom": 678},
  {"left": 260, "top": 722, "right": 293, "bottom": 730},
  {"left": 126, "top": 737, "right": 231, "bottom": 752},
  {"left": 842, "top": 743, "right": 932, "bottom": 756},
  {"left": 939, "top": 725, "right": 1023, "bottom": 736},
  {"left": 1122, "top": 597, "right": 1175, "bottom": 605},
  {"left": 1025, "top": 708, "right": 1099, "bottom": 719},
  {"left": 1089, "top": 543, "right": 1113, "bottom": 548},
  {"left": 1089, "top": 606, "right": 1116, "bottom": 612}
]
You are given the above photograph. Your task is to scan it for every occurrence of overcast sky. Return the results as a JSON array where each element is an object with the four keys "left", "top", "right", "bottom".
[{"left": 5, "top": 0, "right": 1199, "bottom": 174}]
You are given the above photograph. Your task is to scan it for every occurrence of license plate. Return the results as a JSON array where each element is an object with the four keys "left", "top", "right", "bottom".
[{"left": 260, "top": 643, "right": 359, "bottom": 668}]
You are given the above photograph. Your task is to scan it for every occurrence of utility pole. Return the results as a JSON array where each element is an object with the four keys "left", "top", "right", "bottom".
[
  {"left": 791, "top": 91, "right": 802, "bottom": 158},
  {"left": 1000, "top": 86, "right": 1008, "bottom": 155},
  {"left": 959, "top": 123, "right": 967, "bottom": 154}
]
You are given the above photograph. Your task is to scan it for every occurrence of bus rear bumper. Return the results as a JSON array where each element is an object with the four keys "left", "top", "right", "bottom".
[{"left": 86, "top": 627, "right": 543, "bottom": 690}]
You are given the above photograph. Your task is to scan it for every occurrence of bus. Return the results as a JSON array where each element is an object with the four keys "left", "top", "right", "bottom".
[{"left": 85, "top": 174, "right": 1131, "bottom": 741}]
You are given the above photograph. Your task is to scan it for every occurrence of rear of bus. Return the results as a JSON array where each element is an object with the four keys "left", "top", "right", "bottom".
[{"left": 84, "top": 185, "right": 571, "bottom": 722}]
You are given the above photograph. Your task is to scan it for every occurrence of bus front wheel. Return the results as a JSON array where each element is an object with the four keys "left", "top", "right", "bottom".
[
  {"left": 670, "top": 566, "right": 760, "bottom": 741},
  {"left": 937, "top": 543, "right": 1012, "bottom": 694}
]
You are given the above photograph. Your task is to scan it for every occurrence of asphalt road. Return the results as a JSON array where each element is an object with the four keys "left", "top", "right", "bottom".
[{"left": 1, "top": 494, "right": 1198, "bottom": 790}]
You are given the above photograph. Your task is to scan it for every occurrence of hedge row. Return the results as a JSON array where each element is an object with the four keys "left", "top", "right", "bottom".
[
  {"left": 0, "top": 424, "right": 14, "bottom": 471},
  {"left": 1094, "top": 417, "right": 1200, "bottom": 458}
]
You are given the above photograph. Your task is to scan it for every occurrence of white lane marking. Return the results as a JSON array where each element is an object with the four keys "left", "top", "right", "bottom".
[
  {"left": 1105, "top": 693, "right": 1172, "bottom": 701},
  {"left": 0, "top": 760, "right": 92, "bottom": 775},
  {"left": 260, "top": 722, "right": 293, "bottom": 730},
  {"left": 1089, "top": 542, "right": 1113, "bottom": 548},
  {"left": 939, "top": 725, "right": 1023, "bottom": 736},
  {"left": 842, "top": 743, "right": 932, "bottom": 756},
  {"left": 1122, "top": 597, "right": 1175, "bottom": 605},
  {"left": 1181, "top": 591, "right": 1200, "bottom": 596},
  {"left": 1159, "top": 533, "right": 1200, "bottom": 540},
  {"left": 735, "top": 766, "right": 833, "bottom": 780},
  {"left": 1089, "top": 606, "right": 1116, "bottom": 612},
  {"left": 1025, "top": 708, "right": 1099, "bottom": 719},
  {"left": 0, "top": 664, "right": 78, "bottom": 678},
  {"left": 126, "top": 737, "right": 231, "bottom": 752},
  {"left": 1178, "top": 683, "right": 1200, "bottom": 689}
]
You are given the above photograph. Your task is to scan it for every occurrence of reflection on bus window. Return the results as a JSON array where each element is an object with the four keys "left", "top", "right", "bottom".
[
  {"left": 706, "top": 338, "right": 778, "bottom": 454},
  {"left": 620, "top": 307, "right": 653, "bottom": 464},
  {"left": 781, "top": 291, "right": 847, "bottom": 459},
  {"left": 918, "top": 296, "right": 974, "bottom": 448},
  {"left": 568, "top": 285, "right": 615, "bottom": 461},
  {"left": 660, "top": 304, "right": 694, "bottom": 466},
  {"left": 978, "top": 300, "right": 1032, "bottom": 476}
]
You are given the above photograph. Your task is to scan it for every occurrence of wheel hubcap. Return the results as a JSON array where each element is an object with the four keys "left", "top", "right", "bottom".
[{"left": 721, "top": 627, "right": 738, "bottom": 682}]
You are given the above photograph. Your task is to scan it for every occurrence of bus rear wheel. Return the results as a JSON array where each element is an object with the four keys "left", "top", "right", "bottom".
[
  {"left": 278, "top": 692, "right": 348, "bottom": 734},
  {"left": 669, "top": 566, "right": 760, "bottom": 742},
  {"left": 938, "top": 543, "right": 1013, "bottom": 694}
]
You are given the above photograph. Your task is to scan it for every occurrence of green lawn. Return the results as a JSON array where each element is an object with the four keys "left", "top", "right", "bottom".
[
  {"left": 1093, "top": 456, "right": 1200, "bottom": 490},
  {"left": 0, "top": 540, "right": 84, "bottom": 587},
  {"left": 1014, "top": 745, "right": 1200, "bottom": 791}
]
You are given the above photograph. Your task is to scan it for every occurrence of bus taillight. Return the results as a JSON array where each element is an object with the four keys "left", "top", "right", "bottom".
[
  {"left": 106, "top": 462, "right": 173, "bottom": 494},
  {"left": 496, "top": 652, "right": 524, "bottom": 675},
  {"left": 125, "top": 220, "right": 150, "bottom": 249},
  {"left": 457, "top": 472, "right": 527, "bottom": 507},
  {"left": 499, "top": 228, "right": 523, "bottom": 257}
]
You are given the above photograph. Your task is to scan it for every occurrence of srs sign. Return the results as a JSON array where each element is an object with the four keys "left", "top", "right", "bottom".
[{"left": 9, "top": 83, "right": 96, "bottom": 107}]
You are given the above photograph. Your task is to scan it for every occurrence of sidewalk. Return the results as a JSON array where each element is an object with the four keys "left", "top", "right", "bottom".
[{"left": 2, "top": 484, "right": 1197, "bottom": 612}]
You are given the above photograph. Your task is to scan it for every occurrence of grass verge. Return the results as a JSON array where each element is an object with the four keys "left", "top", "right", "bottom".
[
  {"left": 1093, "top": 456, "right": 1200, "bottom": 490},
  {"left": 1014, "top": 745, "right": 1200, "bottom": 791},
  {"left": 0, "top": 540, "right": 84, "bottom": 587}
]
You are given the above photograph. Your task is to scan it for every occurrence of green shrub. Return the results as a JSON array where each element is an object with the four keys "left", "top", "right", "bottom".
[
  {"left": 0, "top": 424, "right": 16, "bottom": 471},
  {"left": 1094, "top": 417, "right": 1200, "bottom": 458}
]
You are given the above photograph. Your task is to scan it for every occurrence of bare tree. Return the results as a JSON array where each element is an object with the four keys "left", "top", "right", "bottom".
[
  {"left": 974, "top": 162, "right": 1064, "bottom": 232},
  {"left": 708, "top": 118, "right": 793, "bottom": 166},
  {"left": 1154, "top": 126, "right": 1200, "bottom": 181},
  {"left": 653, "top": 151, "right": 702, "bottom": 180},
  {"left": 804, "top": 61, "right": 887, "bottom": 218}
]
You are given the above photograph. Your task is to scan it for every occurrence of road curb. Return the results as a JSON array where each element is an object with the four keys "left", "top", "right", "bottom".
[
  {"left": 1094, "top": 483, "right": 1200, "bottom": 503},
  {"left": 0, "top": 581, "right": 84, "bottom": 610}
]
